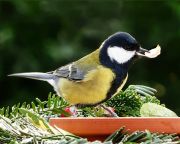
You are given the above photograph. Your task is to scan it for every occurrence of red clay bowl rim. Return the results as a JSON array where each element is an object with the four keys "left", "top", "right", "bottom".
[
  {"left": 49, "top": 117, "right": 180, "bottom": 135},
  {"left": 50, "top": 117, "right": 180, "bottom": 120}
]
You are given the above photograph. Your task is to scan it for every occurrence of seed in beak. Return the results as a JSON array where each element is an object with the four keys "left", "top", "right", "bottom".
[
  {"left": 144, "top": 45, "right": 161, "bottom": 58},
  {"left": 136, "top": 45, "right": 161, "bottom": 58}
]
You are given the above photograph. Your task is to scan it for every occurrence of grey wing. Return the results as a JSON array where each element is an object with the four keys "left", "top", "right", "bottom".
[{"left": 52, "top": 63, "right": 86, "bottom": 81}]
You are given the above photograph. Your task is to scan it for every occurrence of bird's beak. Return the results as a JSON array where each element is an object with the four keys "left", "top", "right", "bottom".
[
  {"left": 136, "top": 47, "right": 149, "bottom": 57},
  {"left": 136, "top": 45, "right": 161, "bottom": 58}
]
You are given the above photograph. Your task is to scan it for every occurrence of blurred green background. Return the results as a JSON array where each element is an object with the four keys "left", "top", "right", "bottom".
[{"left": 0, "top": 0, "right": 179, "bottom": 115}]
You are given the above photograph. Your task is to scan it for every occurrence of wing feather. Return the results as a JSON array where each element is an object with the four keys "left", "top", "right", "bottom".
[{"left": 52, "top": 49, "right": 100, "bottom": 81}]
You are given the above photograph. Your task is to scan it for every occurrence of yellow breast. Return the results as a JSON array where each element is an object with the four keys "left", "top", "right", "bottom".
[{"left": 57, "top": 66, "right": 115, "bottom": 105}]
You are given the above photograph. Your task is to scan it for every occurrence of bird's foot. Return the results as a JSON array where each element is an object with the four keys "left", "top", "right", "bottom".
[{"left": 100, "top": 104, "right": 118, "bottom": 117}]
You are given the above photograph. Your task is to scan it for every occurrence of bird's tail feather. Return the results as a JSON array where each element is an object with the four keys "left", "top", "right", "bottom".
[{"left": 8, "top": 72, "right": 55, "bottom": 81}]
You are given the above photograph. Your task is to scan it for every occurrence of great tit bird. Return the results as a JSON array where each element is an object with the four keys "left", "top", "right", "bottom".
[{"left": 9, "top": 32, "right": 160, "bottom": 110}]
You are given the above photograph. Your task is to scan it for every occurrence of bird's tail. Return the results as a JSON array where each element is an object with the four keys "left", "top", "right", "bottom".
[{"left": 8, "top": 72, "right": 56, "bottom": 83}]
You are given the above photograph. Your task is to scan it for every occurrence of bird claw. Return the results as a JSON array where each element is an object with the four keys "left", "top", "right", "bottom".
[{"left": 100, "top": 104, "right": 119, "bottom": 117}]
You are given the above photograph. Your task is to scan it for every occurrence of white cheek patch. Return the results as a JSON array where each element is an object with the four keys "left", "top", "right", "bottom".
[{"left": 107, "top": 46, "right": 135, "bottom": 64}]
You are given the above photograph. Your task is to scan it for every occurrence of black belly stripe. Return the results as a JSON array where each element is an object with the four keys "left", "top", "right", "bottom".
[
  {"left": 96, "top": 73, "right": 127, "bottom": 104},
  {"left": 107, "top": 74, "right": 127, "bottom": 98}
]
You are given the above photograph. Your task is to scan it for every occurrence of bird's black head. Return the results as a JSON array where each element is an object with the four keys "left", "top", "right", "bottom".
[
  {"left": 104, "top": 32, "right": 140, "bottom": 51},
  {"left": 99, "top": 32, "right": 147, "bottom": 75}
]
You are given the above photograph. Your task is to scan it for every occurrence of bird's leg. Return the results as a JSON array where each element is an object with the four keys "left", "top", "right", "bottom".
[
  {"left": 100, "top": 104, "right": 118, "bottom": 117},
  {"left": 76, "top": 104, "right": 118, "bottom": 117}
]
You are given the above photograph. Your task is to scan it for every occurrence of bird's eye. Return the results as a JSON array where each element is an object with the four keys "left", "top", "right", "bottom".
[
  {"left": 125, "top": 44, "right": 139, "bottom": 51},
  {"left": 126, "top": 46, "right": 131, "bottom": 50},
  {"left": 125, "top": 44, "right": 135, "bottom": 51}
]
